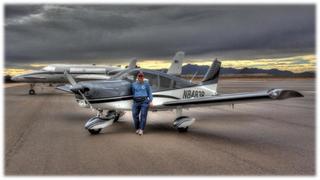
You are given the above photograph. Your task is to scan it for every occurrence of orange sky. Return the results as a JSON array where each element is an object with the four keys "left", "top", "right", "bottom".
[{"left": 4, "top": 54, "right": 316, "bottom": 76}]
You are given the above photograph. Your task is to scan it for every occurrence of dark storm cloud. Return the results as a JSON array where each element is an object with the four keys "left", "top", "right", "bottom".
[
  {"left": 5, "top": 4, "right": 315, "bottom": 65},
  {"left": 5, "top": 5, "right": 43, "bottom": 18}
]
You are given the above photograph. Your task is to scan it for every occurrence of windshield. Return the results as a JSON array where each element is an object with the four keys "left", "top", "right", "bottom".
[
  {"left": 112, "top": 69, "right": 139, "bottom": 80},
  {"left": 111, "top": 69, "right": 130, "bottom": 79}
]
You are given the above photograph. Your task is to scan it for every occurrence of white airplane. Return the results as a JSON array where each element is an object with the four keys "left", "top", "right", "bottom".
[
  {"left": 57, "top": 59, "right": 303, "bottom": 135},
  {"left": 11, "top": 51, "right": 185, "bottom": 95},
  {"left": 10, "top": 58, "right": 136, "bottom": 95}
]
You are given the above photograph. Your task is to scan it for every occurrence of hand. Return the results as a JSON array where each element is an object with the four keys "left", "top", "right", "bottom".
[{"left": 149, "top": 101, "right": 154, "bottom": 107}]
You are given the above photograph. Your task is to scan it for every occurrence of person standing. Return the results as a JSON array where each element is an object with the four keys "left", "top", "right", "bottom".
[{"left": 131, "top": 71, "right": 153, "bottom": 136}]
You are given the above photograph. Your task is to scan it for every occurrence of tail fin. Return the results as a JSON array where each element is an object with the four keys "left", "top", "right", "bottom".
[
  {"left": 201, "top": 58, "right": 221, "bottom": 84},
  {"left": 167, "top": 51, "right": 185, "bottom": 75},
  {"left": 128, "top": 58, "right": 138, "bottom": 69}
]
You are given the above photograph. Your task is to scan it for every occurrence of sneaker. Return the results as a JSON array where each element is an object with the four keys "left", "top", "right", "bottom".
[
  {"left": 136, "top": 129, "right": 140, "bottom": 134},
  {"left": 138, "top": 130, "right": 144, "bottom": 136}
]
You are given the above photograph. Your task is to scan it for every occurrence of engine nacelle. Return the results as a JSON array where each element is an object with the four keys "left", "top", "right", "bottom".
[
  {"left": 84, "top": 116, "right": 113, "bottom": 130},
  {"left": 173, "top": 116, "right": 196, "bottom": 129}
]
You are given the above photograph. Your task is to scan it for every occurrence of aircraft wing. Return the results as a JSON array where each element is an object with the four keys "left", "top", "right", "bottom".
[{"left": 161, "top": 89, "right": 303, "bottom": 108}]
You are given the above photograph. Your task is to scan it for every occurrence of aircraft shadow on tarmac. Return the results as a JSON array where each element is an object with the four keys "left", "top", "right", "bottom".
[
  {"left": 86, "top": 119, "right": 257, "bottom": 142},
  {"left": 90, "top": 121, "right": 283, "bottom": 152}
]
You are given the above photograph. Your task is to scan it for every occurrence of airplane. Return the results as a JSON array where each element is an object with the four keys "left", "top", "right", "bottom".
[
  {"left": 11, "top": 51, "right": 185, "bottom": 95},
  {"left": 10, "top": 58, "right": 137, "bottom": 95},
  {"left": 57, "top": 58, "right": 303, "bottom": 135}
]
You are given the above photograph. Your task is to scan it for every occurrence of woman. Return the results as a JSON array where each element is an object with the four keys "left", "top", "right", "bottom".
[{"left": 131, "top": 71, "right": 153, "bottom": 136}]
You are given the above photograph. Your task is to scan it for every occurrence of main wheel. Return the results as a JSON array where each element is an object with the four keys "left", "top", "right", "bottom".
[
  {"left": 29, "top": 89, "right": 35, "bottom": 95},
  {"left": 178, "top": 127, "right": 188, "bottom": 133},
  {"left": 88, "top": 129, "right": 101, "bottom": 135},
  {"left": 113, "top": 113, "right": 120, "bottom": 123}
]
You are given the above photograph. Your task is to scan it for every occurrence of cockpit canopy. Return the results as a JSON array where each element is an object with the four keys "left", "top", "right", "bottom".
[
  {"left": 112, "top": 68, "right": 194, "bottom": 91},
  {"left": 41, "top": 65, "right": 56, "bottom": 72}
]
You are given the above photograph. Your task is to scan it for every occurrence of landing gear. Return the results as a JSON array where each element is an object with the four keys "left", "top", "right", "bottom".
[
  {"left": 113, "top": 111, "right": 125, "bottom": 123},
  {"left": 178, "top": 127, "right": 189, "bottom": 133},
  {"left": 29, "top": 89, "right": 35, "bottom": 95},
  {"left": 173, "top": 107, "right": 195, "bottom": 133},
  {"left": 29, "top": 84, "right": 35, "bottom": 95},
  {"left": 88, "top": 129, "right": 101, "bottom": 135},
  {"left": 114, "top": 113, "right": 120, "bottom": 122},
  {"left": 84, "top": 110, "right": 118, "bottom": 135}
]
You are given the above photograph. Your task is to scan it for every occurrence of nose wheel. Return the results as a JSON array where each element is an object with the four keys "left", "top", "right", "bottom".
[
  {"left": 29, "top": 89, "right": 35, "bottom": 95},
  {"left": 29, "top": 84, "right": 36, "bottom": 95}
]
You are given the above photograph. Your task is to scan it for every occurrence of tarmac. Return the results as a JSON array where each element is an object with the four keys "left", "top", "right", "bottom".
[{"left": 4, "top": 78, "right": 315, "bottom": 175}]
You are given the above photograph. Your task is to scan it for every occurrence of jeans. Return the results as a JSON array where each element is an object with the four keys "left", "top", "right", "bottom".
[{"left": 132, "top": 99, "right": 149, "bottom": 130}]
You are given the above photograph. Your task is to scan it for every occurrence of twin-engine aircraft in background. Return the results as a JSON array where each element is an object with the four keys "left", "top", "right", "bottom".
[
  {"left": 11, "top": 51, "right": 185, "bottom": 95},
  {"left": 57, "top": 59, "right": 303, "bottom": 135},
  {"left": 10, "top": 58, "right": 137, "bottom": 95}
]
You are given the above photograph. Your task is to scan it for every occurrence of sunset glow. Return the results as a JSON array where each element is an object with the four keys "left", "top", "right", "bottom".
[{"left": 5, "top": 54, "right": 315, "bottom": 76}]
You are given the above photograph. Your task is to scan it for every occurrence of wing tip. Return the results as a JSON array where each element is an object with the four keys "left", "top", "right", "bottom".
[{"left": 268, "top": 89, "right": 304, "bottom": 99}]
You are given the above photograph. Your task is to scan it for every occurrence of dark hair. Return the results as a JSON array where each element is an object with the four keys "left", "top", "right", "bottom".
[{"left": 137, "top": 71, "right": 144, "bottom": 77}]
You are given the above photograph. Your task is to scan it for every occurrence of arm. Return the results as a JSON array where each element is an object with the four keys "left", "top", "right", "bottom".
[
  {"left": 131, "top": 83, "right": 135, "bottom": 96},
  {"left": 146, "top": 83, "right": 153, "bottom": 102}
]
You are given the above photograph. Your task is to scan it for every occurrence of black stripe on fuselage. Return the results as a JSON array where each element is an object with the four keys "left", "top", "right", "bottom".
[
  {"left": 87, "top": 94, "right": 180, "bottom": 104},
  {"left": 24, "top": 71, "right": 108, "bottom": 75},
  {"left": 163, "top": 95, "right": 270, "bottom": 106}
]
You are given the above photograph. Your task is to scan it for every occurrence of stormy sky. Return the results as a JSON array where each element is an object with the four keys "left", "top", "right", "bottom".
[{"left": 5, "top": 4, "right": 315, "bottom": 67}]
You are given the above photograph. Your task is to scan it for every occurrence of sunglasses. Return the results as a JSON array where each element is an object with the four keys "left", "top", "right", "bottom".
[{"left": 138, "top": 75, "right": 144, "bottom": 78}]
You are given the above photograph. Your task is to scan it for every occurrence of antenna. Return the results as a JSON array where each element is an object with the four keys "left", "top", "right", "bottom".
[{"left": 190, "top": 71, "right": 198, "bottom": 83}]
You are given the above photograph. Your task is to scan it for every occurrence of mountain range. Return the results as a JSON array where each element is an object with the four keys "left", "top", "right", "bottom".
[
  {"left": 4, "top": 64, "right": 315, "bottom": 83},
  {"left": 179, "top": 64, "right": 315, "bottom": 77}
]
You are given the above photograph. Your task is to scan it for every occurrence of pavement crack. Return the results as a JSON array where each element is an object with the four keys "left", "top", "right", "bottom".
[{"left": 5, "top": 97, "right": 46, "bottom": 168}]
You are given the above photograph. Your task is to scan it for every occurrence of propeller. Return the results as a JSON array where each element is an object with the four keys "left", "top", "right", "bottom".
[{"left": 64, "top": 71, "right": 94, "bottom": 111}]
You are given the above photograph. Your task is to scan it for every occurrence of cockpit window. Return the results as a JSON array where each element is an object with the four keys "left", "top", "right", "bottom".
[
  {"left": 143, "top": 72, "right": 159, "bottom": 91},
  {"left": 112, "top": 69, "right": 133, "bottom": 79},
  {"left": 113, "top": 69, "right": 191, "bottom": 91},
  {"left": 159, "top": 75, "right": 173, "bottom": 90},
  {"left": 126, "top": 74, "right": 136, "bottom": 81},
  {"left": 113, "top": 69, "right": 139, "bottom": 82}
]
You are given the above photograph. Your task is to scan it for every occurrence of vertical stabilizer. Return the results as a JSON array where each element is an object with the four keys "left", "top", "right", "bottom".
[
  {"left": 128, "top": 58, "right": 138, "bottom": 69},
  {"left": 201, "top": 58, "right": 221, "bottom": 85},
  {"left": 167, "top": 51, "right": 185, "bottom": 75}
]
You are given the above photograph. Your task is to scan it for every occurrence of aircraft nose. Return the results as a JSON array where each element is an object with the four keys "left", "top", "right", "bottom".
[{"left": 11, "top": 75, "right": 22, "bottom": 81}]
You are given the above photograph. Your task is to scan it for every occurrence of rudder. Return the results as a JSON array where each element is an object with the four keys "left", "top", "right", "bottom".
[{"left": 201, "top": 58, "right": 221, "bottom": 85}]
